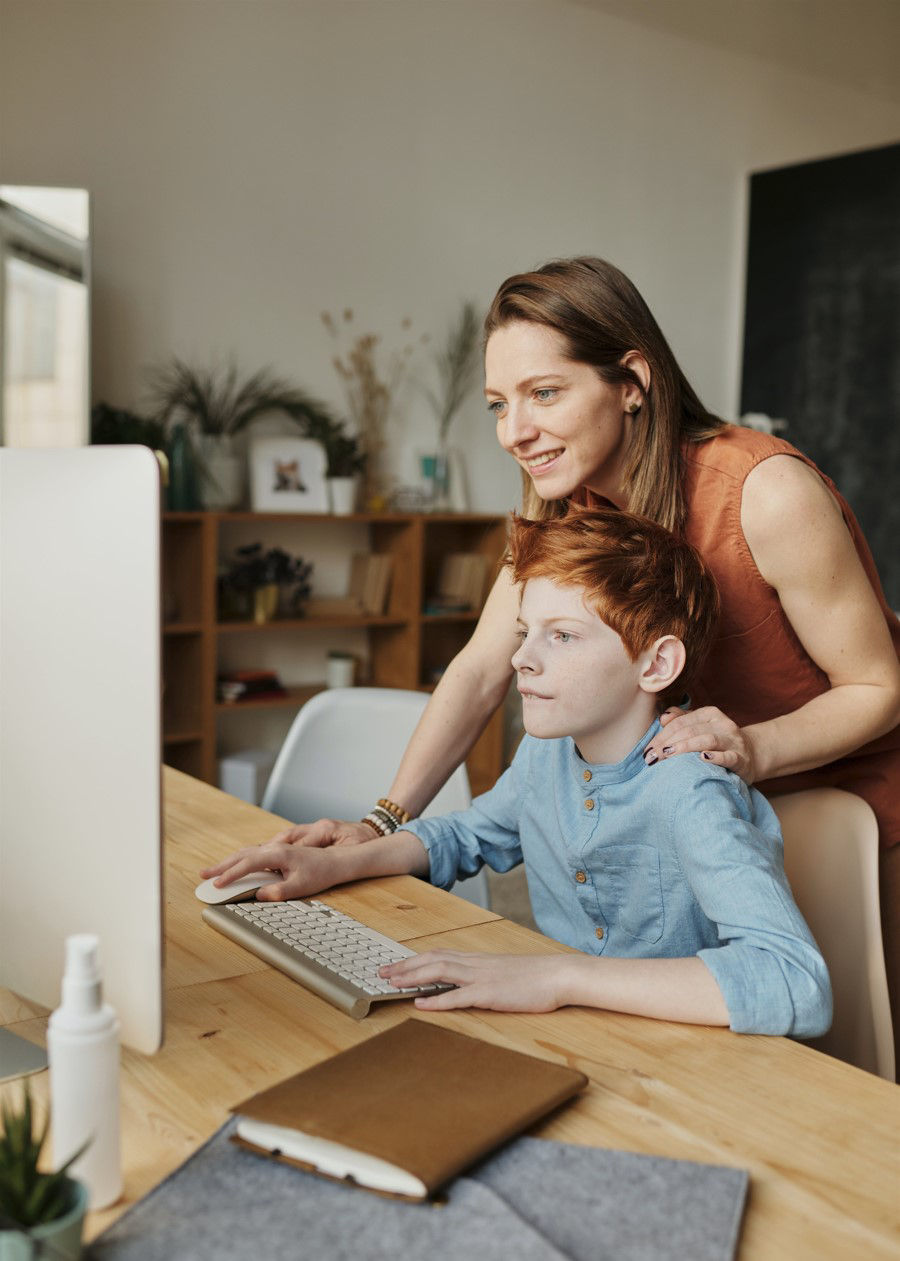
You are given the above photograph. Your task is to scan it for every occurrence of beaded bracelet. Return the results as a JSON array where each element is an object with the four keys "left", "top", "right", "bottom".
[
  {"left": 377, "top": 797, "right": 411, "bottom": 825},
  {"left": 370, "top": 805, "right": 399, "bottom": 831},
  {"left": 360, "top": 811, "right": 391, "bottom": 837}
]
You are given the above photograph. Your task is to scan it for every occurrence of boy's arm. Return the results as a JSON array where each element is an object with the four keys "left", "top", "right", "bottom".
[
  {"left": 669, "top": 769, "right": 833, "bottom": 1037},
  {"left": 381, "top": 950, "right": 731, "bottom": 1022},
  {"left": 402, "top": 743, "right": 529, "bottom": 888}
]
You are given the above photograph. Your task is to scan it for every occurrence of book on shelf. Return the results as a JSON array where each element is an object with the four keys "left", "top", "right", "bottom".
[
  {"left": 306, "top": 554, "right": 393, "bottom": 619},
  {"left": 230, "top": 1018, "right": 587, "bottom": 1202},
  {"left": 424, "top": 552, "right": 488, "bottom": 614},
  {"left": 217, "top": 669, "right": 287, "bottom": 704}
]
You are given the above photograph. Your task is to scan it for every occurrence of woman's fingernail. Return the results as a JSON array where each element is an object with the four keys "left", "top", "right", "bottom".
[
  {"left": 702, "top": 751, "right": 713, "bottom": 760},
  {"left": 661, "top": 746, "right": 673, "bottom": 755},
  {"left": 644, "top": 752, "right": 658, "bottom": 766}
]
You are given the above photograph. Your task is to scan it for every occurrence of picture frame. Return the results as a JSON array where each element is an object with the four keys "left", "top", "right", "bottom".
[{"left": 249, "top": 436, "right": 328, "bottom": 513}]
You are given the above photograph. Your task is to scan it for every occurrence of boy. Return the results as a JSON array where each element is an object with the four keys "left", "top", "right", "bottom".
[{"left": 204, "top": 508, "right": 831, "bottom": 1036}]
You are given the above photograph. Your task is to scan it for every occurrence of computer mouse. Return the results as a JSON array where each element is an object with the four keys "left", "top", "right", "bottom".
[{"left": 194, "top": 870, "right": 275, "bottom": 904}]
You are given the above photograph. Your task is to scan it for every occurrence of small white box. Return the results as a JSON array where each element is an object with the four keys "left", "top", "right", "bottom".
[{"left": 218, "top": 749, "right": 277, "bottom": 805}]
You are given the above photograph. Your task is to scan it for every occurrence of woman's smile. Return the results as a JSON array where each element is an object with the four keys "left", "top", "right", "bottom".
[{"left": 524, "top": 448, "right": 564, "bottom": 473}]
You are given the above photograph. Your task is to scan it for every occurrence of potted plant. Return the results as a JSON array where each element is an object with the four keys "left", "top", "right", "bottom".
[
  {"left": 421, "top": 300, "right": 480, "bottom": 511},
  {"left": 322, "top": 428, "right": 367, "bottom": 514},
  {"left": 147, "top": 359, "right": 338, "bottom": 511},
  {"left": 0, "top": 1085, "right": 88, "bottom": 1261},
  {"left": 217, "top": 543, "right": 314, "bottom": 623}
]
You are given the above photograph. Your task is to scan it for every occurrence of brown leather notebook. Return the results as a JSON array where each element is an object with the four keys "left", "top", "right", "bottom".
[{"left": 230, "top": 1018, "right": 588, "bottom": 1201}]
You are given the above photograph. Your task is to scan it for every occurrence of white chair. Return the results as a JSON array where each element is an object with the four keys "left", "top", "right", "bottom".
[
  {"left": 769, "top": 788, "right": 894, "bottom": 1080},
  {"left": 262, "top": 687, "right": 491, "bottom": 909}
]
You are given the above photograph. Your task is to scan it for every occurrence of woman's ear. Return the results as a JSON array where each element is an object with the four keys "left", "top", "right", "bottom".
[
  {"left": 638, "top": 635, "right": 686, "bottom": 695},
  {"left": 620, "top": 350, "right": 651, "bottom": 400}
]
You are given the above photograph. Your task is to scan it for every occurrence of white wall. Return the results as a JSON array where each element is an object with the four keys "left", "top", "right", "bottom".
[{"left": 2, "top": 0, "right": 899, "bottom": 511}]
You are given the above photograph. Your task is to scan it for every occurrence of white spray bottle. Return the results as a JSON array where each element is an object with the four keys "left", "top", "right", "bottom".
[{"left": 47, "top": 934, "right": 122, "bottom": 1209}]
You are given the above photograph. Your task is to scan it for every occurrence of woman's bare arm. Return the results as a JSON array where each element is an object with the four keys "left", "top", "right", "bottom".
[
  {"left": 258, "top": 565, "right": 521, "bottom": 848},
  {"left": 653, "top": 455, "right": 900, "bottom": 780},
  {"left": 384, "top": 564, "right": 520, "bottom": 818}
]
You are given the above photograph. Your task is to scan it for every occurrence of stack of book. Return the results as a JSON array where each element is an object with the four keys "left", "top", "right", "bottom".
[{"left": 217, "top": 669, "right": 287, "bottom": 704}]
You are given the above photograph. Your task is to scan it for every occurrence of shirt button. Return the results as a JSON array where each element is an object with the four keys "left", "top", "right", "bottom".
[
  {"left": 575, "top": 871, "right": 587, "bottom": 884},
  {"left": 582, "top": 770, "right": 592, "bottom": 782},
  {"left": 584, "top": 798, "right": 595, "bottom": 811},
  {"left": 595, "top": 927, "right": 604, "bottom": 940}
]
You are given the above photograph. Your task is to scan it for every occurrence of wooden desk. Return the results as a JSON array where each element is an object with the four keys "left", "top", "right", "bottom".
[{"left": 3, "top": 767, "right": 898, "bottom": 1258}]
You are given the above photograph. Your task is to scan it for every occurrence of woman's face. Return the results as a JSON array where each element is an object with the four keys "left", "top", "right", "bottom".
[{"left": 484, "top": 321, "right": 638, "bottom": 503}]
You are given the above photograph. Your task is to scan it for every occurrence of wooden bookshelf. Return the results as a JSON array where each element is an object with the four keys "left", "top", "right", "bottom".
[{"left": 161, "top": 511, "right": 508, "bottom": 796}]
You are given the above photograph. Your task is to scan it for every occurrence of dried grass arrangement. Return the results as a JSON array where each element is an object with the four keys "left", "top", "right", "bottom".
[{"left": 321, "top": 309, "right": 419, "bottom": 506}]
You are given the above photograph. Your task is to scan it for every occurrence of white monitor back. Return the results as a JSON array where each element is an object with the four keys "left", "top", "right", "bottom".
[{"left": 0, "top": 446, "right": 163, "bottom": 1053}]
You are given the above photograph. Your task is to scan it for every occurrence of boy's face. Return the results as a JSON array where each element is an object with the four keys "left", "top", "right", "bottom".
[{"left": 512, "top": 577, "right": 647, "bottom": 756}]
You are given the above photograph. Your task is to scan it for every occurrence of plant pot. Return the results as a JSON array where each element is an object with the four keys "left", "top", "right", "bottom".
[
  {"left": 0, "top": 1177, "right": 88, "bottom": 1261},
  {"left": 325, "top": 651, "right": 356, "bottom": 688},
  {"left": 253, "top": 583, "right": 279, "bottom": 624},
  {"left": 199, "top": 434, "right": 244, "bottom": 511},
  {"left": 327, "top": 476, "right": 357, "bottom": 516}
]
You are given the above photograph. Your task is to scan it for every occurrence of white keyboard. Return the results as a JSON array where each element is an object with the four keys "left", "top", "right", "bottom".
[{"left": 202, "top": 898, "right": 453, "bottom": 1019}]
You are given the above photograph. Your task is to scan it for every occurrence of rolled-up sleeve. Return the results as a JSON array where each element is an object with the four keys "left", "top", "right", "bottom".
[
  {"left": 404, "top": 745, "right": 528, "bottom": 890},
  {"left": 672, "top": 774, "right": 832, "bottom": 1038}
]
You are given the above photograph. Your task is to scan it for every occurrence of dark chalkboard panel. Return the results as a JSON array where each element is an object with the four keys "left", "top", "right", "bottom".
[{"left": 740, "top": 142, "right": 900, "bottom": 607}]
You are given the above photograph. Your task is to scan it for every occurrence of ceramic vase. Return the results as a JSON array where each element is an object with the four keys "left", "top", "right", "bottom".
[
  {"left": 327, "top": 477, "right": 357, "bottom": 515},
  {"left": 253, "top": 583, "right": 279, "bottom": 624},
  {"left": 198, "top": 434, "right": 243, "bottom": 511}
]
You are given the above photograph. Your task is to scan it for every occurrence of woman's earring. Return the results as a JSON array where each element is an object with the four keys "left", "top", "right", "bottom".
[{"left": 628, "top": 402, "right": 641, "bottom": 415}]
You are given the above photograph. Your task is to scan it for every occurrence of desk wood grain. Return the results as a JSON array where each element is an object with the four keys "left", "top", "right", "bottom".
[{"left": 3, "top": 767, "right": 898, "bottom": 1258}]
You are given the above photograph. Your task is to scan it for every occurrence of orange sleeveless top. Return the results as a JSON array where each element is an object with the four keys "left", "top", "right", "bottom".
[{"left": 582, "top": 425, "right": 900, "bottom": 847}]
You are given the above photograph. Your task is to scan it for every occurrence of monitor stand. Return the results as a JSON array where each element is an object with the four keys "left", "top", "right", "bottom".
[{"left": 0, "top": 1026, "right": 48, "bottom": 1084}]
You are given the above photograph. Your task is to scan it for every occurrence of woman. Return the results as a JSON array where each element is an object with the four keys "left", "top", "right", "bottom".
[{"left": 264, "top": 258, "right": 900, "bottom": 1050}]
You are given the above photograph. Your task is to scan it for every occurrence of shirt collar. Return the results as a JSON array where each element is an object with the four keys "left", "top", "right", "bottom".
[{"left": 568, "top": 716, "right": 662, "bottom": 788}]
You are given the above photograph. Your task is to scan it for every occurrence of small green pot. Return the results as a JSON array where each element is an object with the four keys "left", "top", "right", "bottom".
[{"left": 0, "top": 1178, "right": 88, "bottom": 1261}]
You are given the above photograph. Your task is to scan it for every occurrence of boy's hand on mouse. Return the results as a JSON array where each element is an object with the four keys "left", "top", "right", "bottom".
[
  {"left": 379, "top": 951, "right": 569, "bottom": 1013},
  {"left": 199, "top": 842, "right": 338, "bottom": 900}
]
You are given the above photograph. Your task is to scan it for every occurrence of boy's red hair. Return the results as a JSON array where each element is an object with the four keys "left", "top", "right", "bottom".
[{"left": 506, "top": 507, "right": 720, "bottom": 706}]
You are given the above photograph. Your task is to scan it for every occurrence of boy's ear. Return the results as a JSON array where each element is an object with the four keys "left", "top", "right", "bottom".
[{"left": 638, "top": 636, "right": 686, "bottom": 695}]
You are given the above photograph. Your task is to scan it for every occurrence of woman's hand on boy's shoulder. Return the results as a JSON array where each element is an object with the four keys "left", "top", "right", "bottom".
[{"left": 646, "top": 706, "right": 760, "bottom": 783}]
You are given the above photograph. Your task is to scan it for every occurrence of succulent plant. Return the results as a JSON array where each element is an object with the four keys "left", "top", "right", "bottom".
[{"left": 0, "top": 1084, "right": 85, "bottom": 1231}]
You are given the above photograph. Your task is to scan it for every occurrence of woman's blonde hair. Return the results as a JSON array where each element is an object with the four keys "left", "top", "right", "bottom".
[{"left": 484, "top": 257, "right": 725, "bottom": 533}]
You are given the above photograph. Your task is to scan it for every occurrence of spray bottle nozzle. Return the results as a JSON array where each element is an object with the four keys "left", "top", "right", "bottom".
[{"left": 61, "top": 933, "right": 103, "bottom": 1013}]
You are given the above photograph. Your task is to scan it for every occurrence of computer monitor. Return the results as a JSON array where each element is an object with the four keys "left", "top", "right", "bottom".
[{"left": 0, "top": 446, "right": 164, "bottom": 1079}]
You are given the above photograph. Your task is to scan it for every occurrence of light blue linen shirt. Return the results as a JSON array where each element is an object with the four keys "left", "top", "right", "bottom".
[{"left": 405, "top": 718, "right": 832, "bottom": 1037}]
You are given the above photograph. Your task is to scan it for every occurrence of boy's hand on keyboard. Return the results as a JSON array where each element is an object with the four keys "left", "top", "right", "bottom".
[
  {"left": 199, "top": 841, "right": 340, "bottom": 901},
  {"left": 262, "top": 819, "right": 379, "bottom": 849},
  {"left": 379, "top": 951, "right": 569, "bottom": 1013}
]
